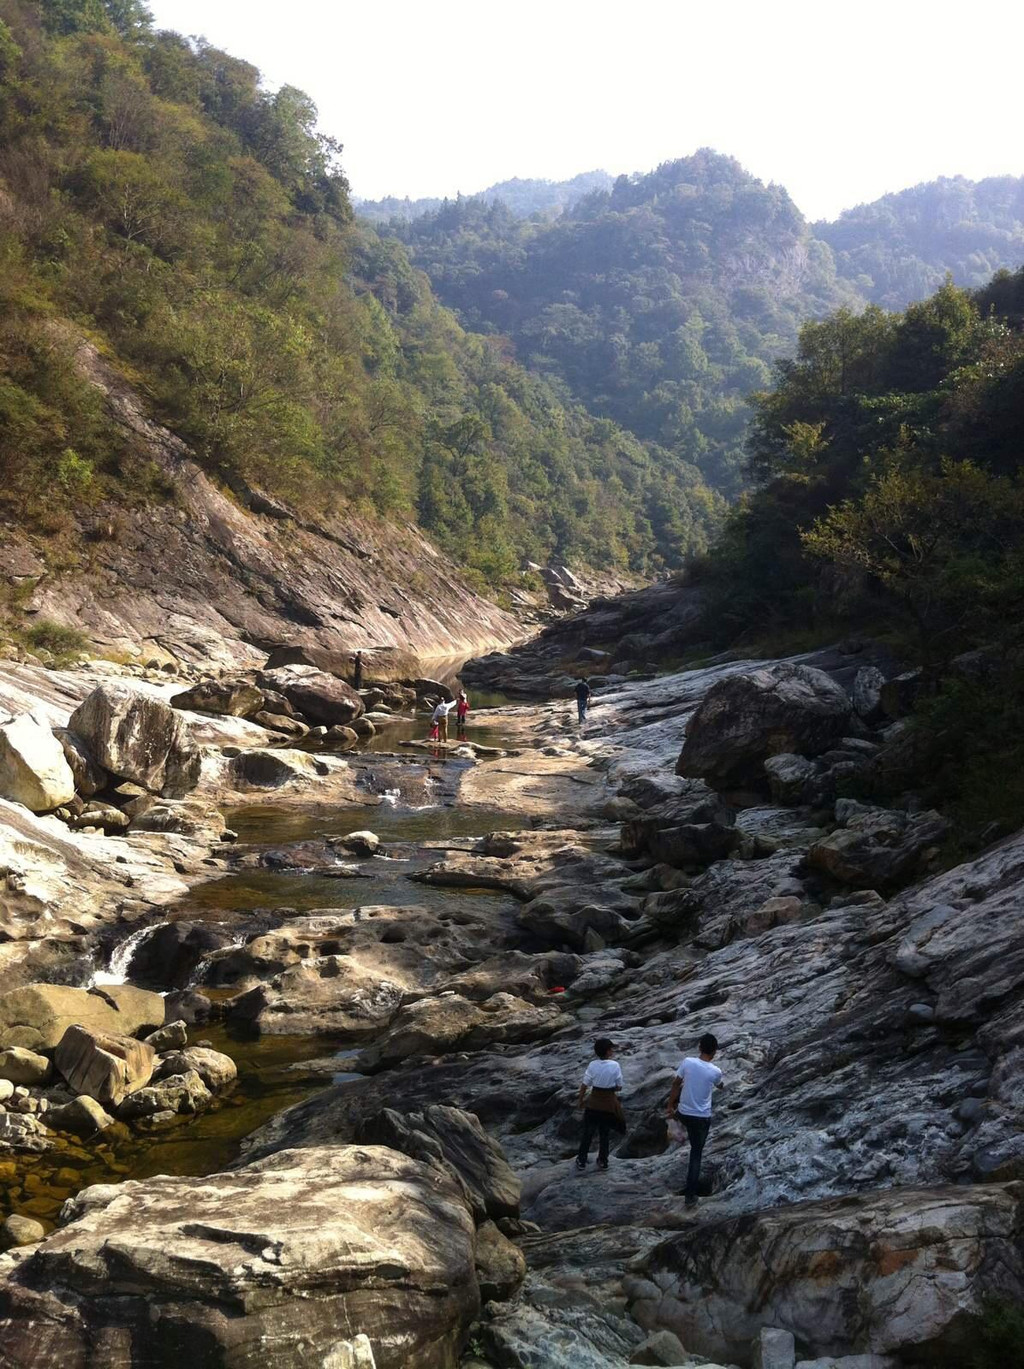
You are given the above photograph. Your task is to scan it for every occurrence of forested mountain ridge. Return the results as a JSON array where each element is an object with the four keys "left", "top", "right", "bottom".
[
  {"left": 0, "top": 0, "right": 719, "bottom": 603},
  {"left": 380, "top": 158, "right": 1024, "bottom": 497},
  {"left": 818, "top": 174, "right": 1024, "bottom": 309},
  {"left": 355, "top": 169, "right": 613, "bottom": 223},
  {"left": 384, "top": 153, "right": 857, "bottom": 495}
]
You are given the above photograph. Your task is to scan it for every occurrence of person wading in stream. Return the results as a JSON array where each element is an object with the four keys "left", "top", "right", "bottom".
[
  {"left": 576, "top": 1037, "right": 624, "bottom": 1171},
  {"left": 667, "top": 1032, "right": 723, "bottom": 1208},
  {"left": 575, "top": 677, "right": 592, "bottom": 724},
  {"left": 455, "top": 689, "right": 470, "bottom": 736}
]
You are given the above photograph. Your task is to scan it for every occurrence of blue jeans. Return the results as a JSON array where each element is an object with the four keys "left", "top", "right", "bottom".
[
  {"left": 681, "top": 1115, "right": 711, "bottom": 1198},
  {"left": 577, "top": 700, "right": 588, "bottom": 722}
]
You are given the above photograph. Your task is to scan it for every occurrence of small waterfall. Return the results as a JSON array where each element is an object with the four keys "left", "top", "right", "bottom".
[
  {"left": 190, "top": 931, "right": 248, "bottom": 987},
  {"left": 91, "top": 922, "right": 165, "bottom": 988}
]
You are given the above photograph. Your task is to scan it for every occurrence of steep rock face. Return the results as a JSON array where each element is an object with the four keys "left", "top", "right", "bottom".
[
  {"left": 633, "top": 1183, "right": 1024, "bottom": 1365},
  {"left": 0, "top": 1146, "right": 480, "bottom": 1369},
  {"left": 2, "top": 344, "right": 521, "bottom": 669}
]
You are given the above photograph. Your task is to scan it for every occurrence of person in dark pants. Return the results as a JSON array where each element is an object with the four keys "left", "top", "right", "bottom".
[
  {"left": 575, "top": 1037, "right": 623, "bottom": 1171},
  {"left": 352, "top": 651, "right": 363, "bottom": 690},
  {"left": 575, "top": 677, "right": 592, "bottom": 723},
  {"left": 666, "top": 1032, "right": 723, "bottom": 1208}
]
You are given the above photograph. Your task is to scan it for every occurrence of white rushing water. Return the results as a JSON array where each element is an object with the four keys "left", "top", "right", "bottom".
[{"left": 90, "top": 922, "right": 165, "bottom": 987}]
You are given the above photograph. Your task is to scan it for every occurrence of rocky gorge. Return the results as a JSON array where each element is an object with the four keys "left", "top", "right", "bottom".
[{"left": 0, "top": 612, "right": 1021, "bottom": 1369}]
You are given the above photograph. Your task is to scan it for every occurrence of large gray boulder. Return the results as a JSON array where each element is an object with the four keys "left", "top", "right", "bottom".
[
  {"left": 170, "top": 678, "right": 264, "bottom": 717},
  {"left": 53, "top": 727, "right": 106, "bottom": 797},
  {"left": 260, "top": 667, "right": 364, "bottom": 726},
  {"left": 631, "top": 1183, "right": 1024, "bottom": 1366},
  {"left": 677, "top": 664, "right": 853, "bottom": 790},
  {"left": 68, "top": 684, "right": 201, "bottom": 796},
  {"left": 0, "top": 714, "right": 75, "bottom": 812},
  {"left": 0, "top": 1146, "right": 480, "bottom": 1369},
  {"left": 808, "top": 800, "right": 949, "bottom": 890},
  {"left": 54, "top": 1024, "right": 156, "bottom": 1106}
]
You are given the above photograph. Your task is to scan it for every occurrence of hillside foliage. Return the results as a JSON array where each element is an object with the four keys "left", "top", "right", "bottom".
[
  {"left": 385, "top": 153, "right": 856, "bottom": 498},
  {"left": 377, "top": 161, "right": 1024, "bottom": 505},
  {"left": 0, "top": 0, "right": 721, "bottom": 583},
  {"left": 698, "top": 269, "right": 1024, "bottom": 839},
  {"left": 818, "top": 175, "right": 1024, "bottom": 310}
]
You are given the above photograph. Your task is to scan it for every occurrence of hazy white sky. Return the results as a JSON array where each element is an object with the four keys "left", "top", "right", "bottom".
[{"left": 147, "top": 0, "right": 1024, "bottom": 221}]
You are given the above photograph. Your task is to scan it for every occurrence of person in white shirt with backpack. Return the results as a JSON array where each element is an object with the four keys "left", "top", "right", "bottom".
[
  {"left": 666, "top": 1032, "right": 723, "bottom": 1208},
  {"left": 575, "top": 1037, "right": 624, "bottom": 1171}
]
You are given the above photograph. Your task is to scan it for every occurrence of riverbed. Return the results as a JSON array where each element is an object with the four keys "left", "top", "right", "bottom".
[{"left": 0, "top": 697, "right": 551, "bottom": 1229}]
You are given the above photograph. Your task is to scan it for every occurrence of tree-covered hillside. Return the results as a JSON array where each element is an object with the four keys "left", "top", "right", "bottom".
[
  {"left": 698, "top": 268, "right": 1024, "bottom": 837},
  {"left": 355, "top": 170, "right": 612, "bottom": 224},
  {"left": 385, "top": 153, "right": 861, "bottom": 495},
  {"left": 0, "top": 1, "right": 719, "bottom": 586},
  {"left": 817, "top": 175, "right": 1024, "bottom": 310},
  {"left": 381, "top": 161, "right": 1024, "bottom": 500}
]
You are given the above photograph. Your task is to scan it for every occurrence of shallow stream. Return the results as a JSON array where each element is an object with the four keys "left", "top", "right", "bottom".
[{"left": 1, "top": 705, "right": 527, "bottom": 1228}]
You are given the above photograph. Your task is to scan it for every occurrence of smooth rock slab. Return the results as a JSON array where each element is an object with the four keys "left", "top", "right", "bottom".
[
  {"left": 0, "top": 1146, "right": 479, "bottom": 1369},
  {"left": 634, "top": 1183, "right": 1024, "bottom": 1365},
  {"left": 0, "top": 984, "right": 165, "bottom": 1051}
]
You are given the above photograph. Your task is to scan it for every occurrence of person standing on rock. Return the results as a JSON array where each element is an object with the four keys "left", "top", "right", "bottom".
[
  {"left": 430, "top": 698, "right": 455, "bottom": 743},
  {"left": 456, "top": 690, "right": 470, "bottom": 735},
  {"left": 667, "top": 1033, "right": 722, "bottom": 1208},
  {"left": 352, "top": 651, "right": 363, "bottom": 690},
  {"left": 576, "top": 1037, "right": 624, "bottom": 1172},
  {"left": 575, "top": 677, "right": 592, "bottom": 724}
]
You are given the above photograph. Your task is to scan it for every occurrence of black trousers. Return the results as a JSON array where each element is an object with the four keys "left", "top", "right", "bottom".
[
  {"left": 681, "top": 1115, "right": 711, "bottom": 1198},
  {"left": 577, "top": 1108, "right": 612, "bottom": 1164}
]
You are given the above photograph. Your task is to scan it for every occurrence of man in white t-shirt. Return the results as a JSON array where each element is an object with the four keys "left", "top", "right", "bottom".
[
  {"left": 576, "top": 1037, "right": 624, "bottom": 1171},
  {"left": 430, "top": 699, "right": 456, "bottom": 742},
  {"left": 666, "top": 1032, "right": 723, "bottom": 1208}
]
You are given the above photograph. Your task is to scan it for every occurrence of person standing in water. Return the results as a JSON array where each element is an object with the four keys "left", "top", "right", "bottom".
[
  {"left": 456, "top": 689, "right": 470, "bottom": 735},
  {"left": 575, "top": 677, "right": 592, "bottom": 724},
  {"left": 352, "top": 651, "right": 363, "bottom": 690},
  {"left": 666, "top": 1033, "right": 723, "bottom": 1209},
  {"left": 576, "top": 1037, "right": 623, "bottom": 1172}
]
